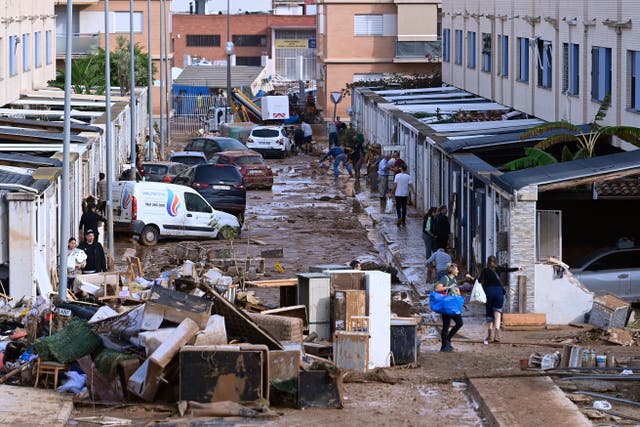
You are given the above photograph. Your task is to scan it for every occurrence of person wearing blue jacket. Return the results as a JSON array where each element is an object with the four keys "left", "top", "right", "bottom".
[{"left": 320, "top": 146, "right": 353, "bottom": 179}]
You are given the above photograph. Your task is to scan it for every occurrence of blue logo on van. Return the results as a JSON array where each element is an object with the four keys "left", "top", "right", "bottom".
[{"left": 166, "top": 189, "right": 181, "bottom": 216}]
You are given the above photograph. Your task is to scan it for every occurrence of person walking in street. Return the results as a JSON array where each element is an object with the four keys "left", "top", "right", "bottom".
[
  {"left": 327, "top": 120, "right": 338, "bottom": 147},
  {"left": 433, "top": 263, "right": 466, "bottom": 352},
  {"left": 78, "top": 229, "right": 107, "bottom": 274},
  {"left": 349, "top": 133, "right": 365, "bottom": 181},
  {"left": 390, "top": 164, "right": 414, "bottom": 226},
  {"left": 434, "top": 205, "right": 451, "bottom": 250},
  {"left": 470, "top": 255, "right": 522, "bottom": 344},
  {"left": 377, "top": 152, "right": 392, "bottom": 210},
  {"left": 301, "top": 120, "right": 313, "bottom": 154},
  {"left": 96, "top": 172, "right": 107, "bottom": 215},
  {"left": 79, "top": 200, "right": 107, "bottom": 242},
  {"left": 422, "top": 207, "right": 437, "bottom": 257},
  {"left": 426, "top": 247, "right": 452, "bottom": 281},
  {"left": 320, "top": 145, "right": 353, "bottom": 179}
]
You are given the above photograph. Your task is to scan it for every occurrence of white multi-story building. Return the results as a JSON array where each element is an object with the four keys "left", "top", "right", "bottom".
[{"left": 442, "top": 0, "right": 640, "bottom": 128}]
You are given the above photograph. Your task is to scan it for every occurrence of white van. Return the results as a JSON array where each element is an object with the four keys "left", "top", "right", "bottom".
[{"left": 111, "top": 181, "right": 240, "bottom": 245}]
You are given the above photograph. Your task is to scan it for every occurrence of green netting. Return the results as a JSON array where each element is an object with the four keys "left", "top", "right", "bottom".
[
  {"left": 34, "top": 318, "right": 102, "bottom": 364},
  {"left": 93, "top": 348, "right": 138, "bottom": 379}
]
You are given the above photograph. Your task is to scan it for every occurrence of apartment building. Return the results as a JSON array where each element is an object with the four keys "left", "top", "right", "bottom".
[
  {"left": 173, "top": 13, "right": 316, "bottom": 81},
  {"left": 442, "top": 0, "right": 640, "bottom": 127},
  {"left": 54, "top": 0, "right": 173, "bottom": 115},
  {"left": 316, "top": 0, "right": 441, "bottom": 119},
  {"left": 0, "top": 0, "right": 57, "bottom": 106}
]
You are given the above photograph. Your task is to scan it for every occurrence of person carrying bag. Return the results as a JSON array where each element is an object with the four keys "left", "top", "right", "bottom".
[{"left": 430, "top": 263, "right": 465, "bottom": 352}]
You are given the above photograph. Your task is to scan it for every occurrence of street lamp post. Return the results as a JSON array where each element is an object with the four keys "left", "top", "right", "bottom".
[{"left": 225, "top": 0, "right": 233, "bottom": 123}]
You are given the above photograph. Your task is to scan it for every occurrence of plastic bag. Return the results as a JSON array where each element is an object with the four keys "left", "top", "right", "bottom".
[
  {"left": 384, "top": 196, "right": 395, "bottom": 214},
  {"left": 429, "top": 291, "right": 464, "bottom": 315},
  {"left": 470, "top": 280, "right": 487, "bottom": 303}
]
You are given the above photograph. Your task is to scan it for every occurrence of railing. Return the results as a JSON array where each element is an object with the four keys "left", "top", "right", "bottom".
[
  {"left": 56, "top": 34, "right": 100, "bottom": 56},
  {"left": 396, "top": 40, "right": 442, "bottom": 61}
]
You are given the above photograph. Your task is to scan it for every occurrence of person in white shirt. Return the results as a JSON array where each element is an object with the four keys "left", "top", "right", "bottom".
[
  {"left": 390, "top": 164, "right": 415, "bottom": 226},
  {"left": 301, "top": 120, "right": 313, "bottom": 153}
]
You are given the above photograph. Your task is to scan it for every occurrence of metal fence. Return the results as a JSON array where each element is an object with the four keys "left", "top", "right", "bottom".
[{"left": 171, "top": 94, "right": 222, "bottom": 136}]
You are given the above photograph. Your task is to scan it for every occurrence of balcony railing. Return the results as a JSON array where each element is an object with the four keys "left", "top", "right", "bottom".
[
  {"left": 56, "top": 34, "right": 100, "bottom": 56},
  {"left": 396, "top": 40, "right": 442, "bottom": 61}
]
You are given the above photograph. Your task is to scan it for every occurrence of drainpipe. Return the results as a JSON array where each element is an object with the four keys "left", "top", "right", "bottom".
[
  {"left": 129, "top": 0, "right": 136, "bottom": 181},
  {"left": 105, "top": 0, "right": 114, "bottom": 261}
]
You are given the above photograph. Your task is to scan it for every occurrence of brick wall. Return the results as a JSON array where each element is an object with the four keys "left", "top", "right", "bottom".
[
  {"left": 173, "top": 13, "right": 316, "bottom": 67},
  {"left": 506, "top": 185, "right": 537, "bottom": 313}
]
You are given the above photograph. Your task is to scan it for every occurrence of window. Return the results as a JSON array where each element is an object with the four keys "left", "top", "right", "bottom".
[
  {"left": 45, "top": 30, "right": 52, "bottom": 65},
  {"left": 9, "top": 36, "right": 17, "bottom": 76},
  {"left": 354, "top": 14, "right": 383, "bottom": 36},
  {"left": 396, "top": 41, "right": 440, "bottom": 58},
  {"left": 591, "top": 46, "right": 612, "bottom": 101},
  {"left": 467, "top": 31, "right": 476, "bottom": 69},
  {"left": 442, "top": 29, "right": 451, "bottom": 62},
  {"left": 185, "top": 193, "right": 211, "bottom": 213},
  {"left": 114, "top": 11, "right": 143, "bottom": 33},
  {"left": 186, "top": 35, "right": 220, "bottom": 47},
  {"left": 22, "top": 33, "right": 29, "bottom": 72},
  {"left": 537, "top": 40, "right": 552, "bottom": 88},
  {"left": 499, "top": 35, "right": 508, "bottom": 76},
  {"left": 481, "top": 33, "right": 491, "bottom": 72},
  {"left": 631, "top": 50, "right": 640, "bottom": 111},
  {"left": 454, "top": 30, "right": 463, "bottom": 65},
  {"left": 235, "top": 56, "right": 261, "bottom": 66},
  {"left": 517, "top": 37, "right": 529, "bottom": 82},
  {"left": 562, "top": 43, "right": 579, "bottom": 95},
  {"left": 34, "top": 31, "right": 41, "bottom": 68},
  {"left": 232, "top": 35, "right": 266, "bottom": 47}
]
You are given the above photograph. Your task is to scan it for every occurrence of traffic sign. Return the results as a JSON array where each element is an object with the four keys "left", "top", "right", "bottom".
[{"left": 330, "top": 92, "right": 343, "bottom": 104}]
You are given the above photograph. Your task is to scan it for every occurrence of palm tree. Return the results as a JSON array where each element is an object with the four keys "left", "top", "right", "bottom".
[{"left": 503, "top": 95, "right": 640, "bottom": 170}]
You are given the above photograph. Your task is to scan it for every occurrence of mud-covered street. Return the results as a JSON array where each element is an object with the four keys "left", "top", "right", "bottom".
[{"left": 85, "top": 149, "right": 640, "bottom": 426}]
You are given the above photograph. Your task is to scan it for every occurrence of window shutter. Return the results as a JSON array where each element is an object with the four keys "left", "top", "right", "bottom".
[{"left": 354, "top": 15, "right": 383, "bottom": 36}]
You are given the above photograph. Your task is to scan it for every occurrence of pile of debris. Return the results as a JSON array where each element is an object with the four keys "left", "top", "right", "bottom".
[{"left": 0, "top": 254, "right": 420, "bottom": 422}]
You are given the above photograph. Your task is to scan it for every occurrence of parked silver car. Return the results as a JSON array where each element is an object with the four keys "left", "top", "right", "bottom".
[{"left": 570, "top": 247, "right": 640, "bottom": 302}]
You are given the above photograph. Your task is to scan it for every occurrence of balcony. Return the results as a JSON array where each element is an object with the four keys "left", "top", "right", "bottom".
[
  {"left": 54, "top": 0, "right": 100, "bottom": 4},
  {"left": 56, "top": 34, "right": 100, "bottom": 57},
  {"left": 395, "top": 40, "right": 442, "bottom": 63}
]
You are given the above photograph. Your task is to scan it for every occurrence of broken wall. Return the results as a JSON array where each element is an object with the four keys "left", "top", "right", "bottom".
[{"left": 533, "top": 263, "right": 593, "bottom": 324}]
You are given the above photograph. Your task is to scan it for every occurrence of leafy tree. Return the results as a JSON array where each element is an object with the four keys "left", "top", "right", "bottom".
[
  {"left": 503, "top": 95, "right": 640, "bottom": 171},
  {"left": 48, "top": 36, "right": 155, "bottom": 96}
]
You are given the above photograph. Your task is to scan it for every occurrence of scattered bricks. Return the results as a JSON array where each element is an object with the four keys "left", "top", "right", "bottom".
[
  {"left": 502, "top": 313, "right": 546, "bottom": 327},
  {"left": 261, "top": 248, "right": 284, "bottom": 258}
]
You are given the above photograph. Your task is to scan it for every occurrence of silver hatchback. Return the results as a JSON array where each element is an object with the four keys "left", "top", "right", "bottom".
[{"left": 570, "top": 247, "right": 640, "bottom": 302}]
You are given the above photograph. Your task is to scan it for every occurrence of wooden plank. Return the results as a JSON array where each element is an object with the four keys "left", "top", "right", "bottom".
[
  {"left": 0, "top": 385, "right": 73, "bottom": 426},
  {"left": 502, "top": 313, "right": 547, "bottom": 326},
  {"left": 246, "top": 278, "right": 297, "bottom": 288}
]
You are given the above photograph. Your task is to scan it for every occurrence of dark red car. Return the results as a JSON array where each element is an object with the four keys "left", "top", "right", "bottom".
[{"left": 208, "top": 150, "right": 273, "bottom": 190}]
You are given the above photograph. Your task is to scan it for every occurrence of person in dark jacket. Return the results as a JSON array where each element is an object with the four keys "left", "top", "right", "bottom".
[
  {"left": 79, "top": 201, "right": 107, "bottom": 242},
  {"left": 320, "top": 146, "right": 353, "bottom": 179},
  {"left": 471, "top": 255, "right": 522, "bottom": 344},
  {"left": 422, "top": 207, "right": 437, "bottom": 257},
  {"left": 78, "top": 229, "right": 107, "bottom": 274},
  {"left": 433, "top": 205, "right": 450, "bottom": 250}
]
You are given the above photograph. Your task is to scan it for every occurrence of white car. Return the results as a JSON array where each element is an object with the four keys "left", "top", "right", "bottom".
[{"left": 246, "top": 125, "right": 292, "bottom": 158}]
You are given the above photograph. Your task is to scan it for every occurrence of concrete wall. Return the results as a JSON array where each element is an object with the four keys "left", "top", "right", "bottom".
[
  {"left": 442, "top": 0, "right": 640, "bottom": 127},
  {"left": 534, "top": 264, "right": 594, "bottom": 324},
  {"left": 0, "top": 0, "right": 57, "bottom": 107}
]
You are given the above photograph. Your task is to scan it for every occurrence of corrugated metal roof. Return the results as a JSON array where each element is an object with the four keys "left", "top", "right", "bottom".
[
  {"left": 0, "top": 153, "right": 62, "bottom": 167},
  {"left": 174, "top": 65, "right": 263, "bottom": 88},
  {"left": 439, "top": 124, "right": 593, "bottom": 153},
  {"left": 396, "top": 102, "right": 510, "bottom": 114},
  {"left": 493, "top": 150, "right": 640, "bottom": 192},
  {"left": 0, "top": 169, "right": 34, "bottom": 186},
  {"left": 0, "top": 117, "right": 102, "bottom": 134},
  {"left": 0, "top": 127, "right": 86, "bottom": 143},
  {"left": 452, "top": 153, "right": 501, "bottom": 182}
]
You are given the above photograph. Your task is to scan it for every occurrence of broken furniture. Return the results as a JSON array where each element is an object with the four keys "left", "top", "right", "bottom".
[
  {"left": 245, "top": 278, "right": 297, "bottom": 308},
  {"left": 298, "top": 369, "right": 343, "bottom": 409},
  {"left": 589, "top": 294, "right": 630, "bottom": 329},
  {"left": 297, "top": 273, "right": 331, "bottom": 340},
  {"left": 390, "top": 318, "right": 419, "bottom": 365},
  {"left": 333, "top": 331, "right": 369, "bottom": 372},
  {"left": 146, "top": 285, "right": 213, "bottom": 329},
  {"left": 34, "top": 359, "right": 70, "bottom": 389},
  {"left": 333, "top": 289, "right": 365, "bottom": 332},
  {"left": 179, "top": 344, "right": 269, "bottom": 405}
]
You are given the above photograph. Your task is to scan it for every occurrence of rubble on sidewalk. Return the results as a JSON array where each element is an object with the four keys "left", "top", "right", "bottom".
[{"left": 0, "top": 251, "right": 422, "bottom": 423}]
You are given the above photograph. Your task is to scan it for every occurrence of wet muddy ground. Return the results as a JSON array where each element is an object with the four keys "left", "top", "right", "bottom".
[{"left": 80, "top": 148, "right": 640, "bottom": 426}]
